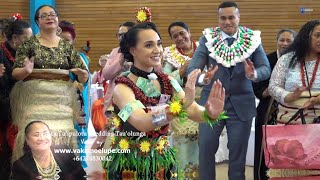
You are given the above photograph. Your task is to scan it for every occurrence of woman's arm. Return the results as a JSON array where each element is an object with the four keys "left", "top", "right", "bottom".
[
  {"left": 268, "top": 53, "right": 297, "bottom": 104},
  {"left": 102, "top": 48, "right": 124, "bottom": 80},
  {"left": 12, "top": 57, "right": 34, "bottom": 80},
  {"left": 113, "top": 83, "right": 174, "bottom": 132}
]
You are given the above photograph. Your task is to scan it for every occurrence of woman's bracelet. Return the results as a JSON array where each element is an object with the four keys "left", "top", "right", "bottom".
[
  {"left": 168, "top": 95, "right": 188, "bottom": 124},
  {"left": 202, "top": 109, "right": 228, "bottom": 128}
]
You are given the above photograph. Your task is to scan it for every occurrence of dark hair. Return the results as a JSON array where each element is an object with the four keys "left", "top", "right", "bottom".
[
  {"left": 120, "top": 22, "right": 161, "bottom": 62},
  {"left": 276, "top": 29, "right": 297, "bottom": 41},
  {"left": 23, "top": 121, "right": 51, "bottom": 153},
  {"left": 218, "top": 1, "right": 238, "bottom": 10},
  {"left": 34, "top": 5, "right": 59, "bottom": 26},
  {"left": 120, "top": 21, "right": 135, "bottom": 28},
  {"left": 59, "top": 20, "right": 76, "bottom": 40},
  {"left": 3, "top": 19, "right": 30, "bottom": 41},
  {"left": 167, "top": 21, "right": 189, "bottom": 37},
  {"left": 285, "top": 20, "right": 320, "bottom": 68}
]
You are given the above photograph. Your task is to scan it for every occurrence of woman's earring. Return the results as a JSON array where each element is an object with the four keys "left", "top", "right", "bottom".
[{"left": 56, "top": 26, "right": 62, "bottom": 35}]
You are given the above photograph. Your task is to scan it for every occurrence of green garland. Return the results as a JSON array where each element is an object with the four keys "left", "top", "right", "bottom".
[{"left": 202, "top": 110, "right": 228, "bottom": 128}]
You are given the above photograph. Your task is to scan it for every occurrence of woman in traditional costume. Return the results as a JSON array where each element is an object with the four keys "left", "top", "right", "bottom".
[
  {"left": 102, "top": 22, "right": 227, "bottom": 180},
  {"left": 10, "top": 5, "right": 88, "bottom": 162}
]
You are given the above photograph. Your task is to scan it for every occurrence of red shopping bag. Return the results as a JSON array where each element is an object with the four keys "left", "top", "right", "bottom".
[{"left": 262, "top": 109, "right": 320, "bottom": 170}]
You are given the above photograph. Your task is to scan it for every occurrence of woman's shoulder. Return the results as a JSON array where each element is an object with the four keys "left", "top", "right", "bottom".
[{"left": 12, "top": 151, "right": 34, "bottom": 167}]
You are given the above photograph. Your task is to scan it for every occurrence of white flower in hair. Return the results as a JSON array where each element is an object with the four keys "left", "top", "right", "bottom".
[{"left": 147, "top": 73, "right": 158, "bottom": 80}]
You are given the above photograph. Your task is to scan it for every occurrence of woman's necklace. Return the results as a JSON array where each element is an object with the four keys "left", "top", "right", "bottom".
[
  {"left": 1, "top": 42, "right": 15, "bottom": 62},
  {"left": 300, "top": 56, "right": 320, "bottom": 88},
  {"left": 130, "top": 65, "right": 157, "bottom": 80},
  {"left": 177, "top": 41, "right": 197, "bottom": 57},
  {"left": 33, "top": 151, "right": 58, "bottom": 178}
]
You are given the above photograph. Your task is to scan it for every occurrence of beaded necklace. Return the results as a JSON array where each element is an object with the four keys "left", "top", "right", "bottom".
[
  {"left": 300, "top": 57, "right": 320, "bottom": 88},
  {"left": 203, "top": 26, "right": 261, "bottom": 67},
  {"left": 1, "top": 42, "right": 15, "bottom": 62},
  {"left": 177, "top": 40, "right": 197, "bottom": 57},
  {"left": 163, "top": 41, "right": 198, "bottom": 69},
  {"left": 33, "top": 151, "right": 60, "bottom": 179}
]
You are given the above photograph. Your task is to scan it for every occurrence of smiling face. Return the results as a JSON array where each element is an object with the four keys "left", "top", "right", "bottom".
[
  {"left": 169, "top": 25, "right": 191, "bottom": 50},
  {"left": 130, "top": 29, "right": 163, "bottom": 72},
  {"left": 36, "top": 6, "right": 59, "bottom": 31},
  {"left": 25, "top": 122, "right": 52, "bottom": 153},
  {"left": 218, "top": 7, "right": 240, "bottom": 36}
]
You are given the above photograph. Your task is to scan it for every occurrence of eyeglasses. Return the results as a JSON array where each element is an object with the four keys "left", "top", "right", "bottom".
[{"left": 39, "top": 13, "right": 57, "bottom": 20}]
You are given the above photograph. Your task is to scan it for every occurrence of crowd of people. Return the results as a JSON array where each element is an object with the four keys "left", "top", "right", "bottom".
[{"left": 1, "top": 1, "right": 320, "bottom": 180}]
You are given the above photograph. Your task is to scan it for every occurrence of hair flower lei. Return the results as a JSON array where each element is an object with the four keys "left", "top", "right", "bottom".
[
  {"left": 11, "top": 13, "right": 23, "bottom": 21},
  {"left": 168, "top": 95, "right": 188, "bottom": 124},
  {"left": 136, "top": 7, "right": 152, "bottom": 23}
]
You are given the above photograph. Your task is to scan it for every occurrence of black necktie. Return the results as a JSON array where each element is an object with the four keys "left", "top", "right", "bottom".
[
  {"left": 227, "top": 37, "right": 235, "bottom": 47},
  {"left": 227, "top": 37, "right": 235, "bottom": 74}
]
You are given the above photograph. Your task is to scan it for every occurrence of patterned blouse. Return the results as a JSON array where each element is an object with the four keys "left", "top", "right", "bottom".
[
  {"left": 13, "top": 35, "right": 86, "bottom": 70},
  {"left": 268, "top": 52, "right": 320, "bottom": 104}
]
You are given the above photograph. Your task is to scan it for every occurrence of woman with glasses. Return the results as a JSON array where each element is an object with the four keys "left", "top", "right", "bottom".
[{"left": 10, "top": 5, "right": 88, "bottom": 162}]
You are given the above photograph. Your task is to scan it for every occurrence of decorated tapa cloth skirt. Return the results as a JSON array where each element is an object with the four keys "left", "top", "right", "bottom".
[{"left": 10, "top": 79, "right": 79, "bottom": 161}]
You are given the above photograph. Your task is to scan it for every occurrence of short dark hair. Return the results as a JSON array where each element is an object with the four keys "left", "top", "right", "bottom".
[
  {"left": 34, "top": 5, "right": 59, "bottom": 26},
  {"left": 24, "top": 120, "right": 50, "bottom": 137},
  {"left": 120, "top": 22, "right": 161, "bottom": 62},
  {"left": 168, "top": 21, "right": 190, "bottom": 37},
  {"left": 276, "top": 29, "right": 296, "bottom": 40},
  {"left": 119, "top": 21, "right": 135, "bottom": 28},
  {"left": 59, "top": 20, "right": 76, "bottom": 40},
  {"left": 218, "top": 1, "right": 238, "bottom": 10},
  {"left": 3, "top": 19, "right": 30, "bottom": 41}
]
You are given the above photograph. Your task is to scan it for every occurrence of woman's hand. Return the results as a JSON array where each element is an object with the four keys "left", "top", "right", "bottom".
[
  {"left": 179, "top": 61, "right": 190, "bottom": 77},
  {"left": 23, "top": 57, "right": 34, "bottom": 74},
  {"left": 183, "top": 69, "right": 201, "bottom": 108},
  {"left": 0, "top": 63, "right": 5, "bottom": 77},
  {"left": 203, "top": 65, "right": 218, "bottom": 85},
  {"left": 205, "top": 80, "right": 225, "bottom": 119},
  {"left": 284, "top": 86, "right": 306, "bottom": 103},
  {"left": 70, "top": 68, "right": 88, "bottom": 83},
  {"left": 301, "top": 96, "right": 320, "bottom": 109}
]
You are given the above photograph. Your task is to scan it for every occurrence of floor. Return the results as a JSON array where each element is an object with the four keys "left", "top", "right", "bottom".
[{"left": 216, "top": 162, "right": 254, "bottom": 180}]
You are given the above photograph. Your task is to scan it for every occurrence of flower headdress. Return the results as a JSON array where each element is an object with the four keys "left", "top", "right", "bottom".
[
  {"left": 136, "top": 7, "right": 152, "bottom": 23},
  {"left": 10, "top": 13, "right": 23, "bottom": 21}
]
